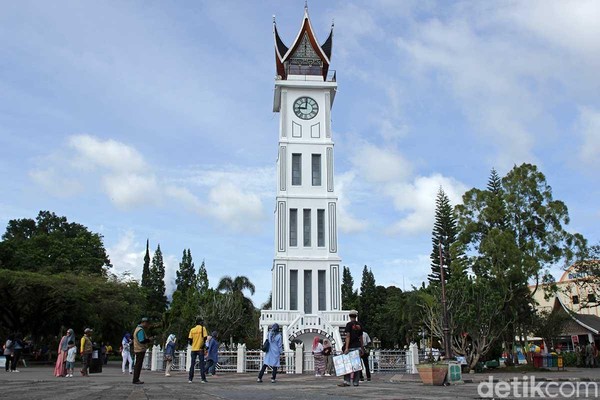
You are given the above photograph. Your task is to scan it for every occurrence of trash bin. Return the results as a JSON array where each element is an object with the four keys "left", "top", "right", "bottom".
[
  {"left": 533, "top": 355, "right": 543, "bottom": 368},
  {"left": 89, "top": 346, "right": 103, "bottom": 374}
]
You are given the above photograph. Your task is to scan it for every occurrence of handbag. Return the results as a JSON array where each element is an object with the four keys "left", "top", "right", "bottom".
[
  {"left": 262, "top": 339, "right": 270, "bottom": 353},
  {"left": 164, "top": 354, "right": 173, "bottom": 362}
]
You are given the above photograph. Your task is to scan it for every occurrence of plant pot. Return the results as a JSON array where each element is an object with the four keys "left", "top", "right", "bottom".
[{"left": 416, "top": 363, "right": 448, "bottom": 386}]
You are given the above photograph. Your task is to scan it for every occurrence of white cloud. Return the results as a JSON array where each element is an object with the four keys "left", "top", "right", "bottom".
[
  {"left": 578, "top": 107, "right": 600, "bottom": 166},
  {"left": 386, "top": 173, "right": 468, "bottom": 235},
  {"left": 352, "top": 143, "right": 412, "bottom": 183},
  {"left": 336, "top": 171, "right": 368, "bottom": 233},
  {"left": 68, "top": 134, "right": 147, "bottom": 173},
  {"left": 106, "top": 230, "right": 178, "bottom": 296},
  {"left": 207, "top": 182, "right": 265, "bottom": 233},
  {"left": 30, "top": 134, "right": 271, "bottom": 232}
]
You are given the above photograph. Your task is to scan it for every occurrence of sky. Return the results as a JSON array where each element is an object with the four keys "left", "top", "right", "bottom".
[{"left": 1, "top": 0, "right": 599, "bottom": 306}]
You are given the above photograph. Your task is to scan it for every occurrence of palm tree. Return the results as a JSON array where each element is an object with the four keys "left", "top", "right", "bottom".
[
  {"left": 217, "top": 275, "right": 256, "bottom": 309},
  {"left": 217, "top": 275, "right": 256, "bottom": 296}
]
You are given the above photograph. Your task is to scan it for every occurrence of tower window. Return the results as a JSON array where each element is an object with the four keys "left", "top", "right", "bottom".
[
  {"left": 290, "top": 270, "right": 298, "bottom": 310},
  {"left": 317, "top": 209, "right": 325, "bottom": 247},
  {"left": 588, "top": 293, "right": 596, "bottom": 303},
  {"left": 292, "top": 154, "right": 302, "bottom": 186},
  {"left": 304, "top": 270, "right": 312, "bottom": 314},
  {"left": 312, "top": 154, "right": 321, "bottom": 186},
  {"left": 572, "top": 295, "right": 579, "bottom": 305},
  {"left": 318, "top": 270, "right": 326, "bottom": 311},
  {"left": 303, "top": 209, "right": 311, "bottom": 247},
  {"left": 289, "top": 209, "right": 298, "bottom": 247}
]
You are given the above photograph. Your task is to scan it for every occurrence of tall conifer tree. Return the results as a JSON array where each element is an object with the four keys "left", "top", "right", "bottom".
[
  {"left": 341, "top": 266, "right": 358, "bottom": 310},
  {"left": 428, "top": 188, "right": 460, "bottom": 284},
  {"left": 197, "top": 259, "right": 209, "bottom": 294},
  {"left": 141, "top": 239, "right": 151, "bottom": 289},
  {"left": 147, "top": 244, "right": 167, "bottom": 318},
  {"left": 358, "top": 265, "right": 377, "bottom": 329},
  {"left": 175, "top": 248, "right": 196, "bottom": 293}
]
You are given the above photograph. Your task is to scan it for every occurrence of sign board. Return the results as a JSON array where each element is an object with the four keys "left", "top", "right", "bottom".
[
  {"left": 333, "top": 350, "right": 362, "bottom": 376},
  {"left": 447, "top": 362, "right": 463, "bottom": 385}
]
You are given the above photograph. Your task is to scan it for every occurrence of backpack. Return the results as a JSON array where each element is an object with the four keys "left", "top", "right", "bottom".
[{"left": 262, "top": 338, "right": 270, "bottom": 353}]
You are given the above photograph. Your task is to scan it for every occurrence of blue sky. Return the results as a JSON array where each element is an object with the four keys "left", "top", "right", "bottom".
[{"left": 1, "top": 1, "right": 599, "bottom": 305}]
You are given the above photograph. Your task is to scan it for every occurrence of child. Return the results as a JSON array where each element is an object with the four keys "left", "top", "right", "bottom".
[{"left": 66, "top": 340, "right": 77, "bottom": 377}]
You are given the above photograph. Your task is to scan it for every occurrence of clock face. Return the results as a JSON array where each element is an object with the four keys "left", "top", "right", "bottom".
[{"left": 293, "top": 96, "right": 319, "bottom": 120}]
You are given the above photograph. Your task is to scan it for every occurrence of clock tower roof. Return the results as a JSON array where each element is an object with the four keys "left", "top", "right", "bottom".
[{"left": 273, "top": 6, "right": 333, "bottom": 81}]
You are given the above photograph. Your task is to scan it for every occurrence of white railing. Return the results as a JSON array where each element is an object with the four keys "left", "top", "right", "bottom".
[
  {"left": 260, "top": 310, "right": 349, "bottom": 327},
  {"left": 216, "top": 350, "right": 238, "bottom": 372},
  {"left": 140, "top": 344, "right": 419, "bottom": 374}
]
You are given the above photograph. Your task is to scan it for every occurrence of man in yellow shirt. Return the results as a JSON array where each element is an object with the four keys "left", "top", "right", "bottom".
[
  {"left": 80, "top": 328, "right": 93, "bottom": 376},
  {"left": 187, "top": 317, "right": 208, "bottom": 383}
]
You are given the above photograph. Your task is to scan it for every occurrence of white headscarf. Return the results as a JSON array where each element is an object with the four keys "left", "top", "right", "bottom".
[{"left": 165, "top": 334, "right": 176, "bottom": 347}]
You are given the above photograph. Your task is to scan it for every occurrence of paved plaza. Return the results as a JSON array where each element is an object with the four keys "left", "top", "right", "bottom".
[{"left": 2, "top": 364, "right": 600, "bottom": 400}]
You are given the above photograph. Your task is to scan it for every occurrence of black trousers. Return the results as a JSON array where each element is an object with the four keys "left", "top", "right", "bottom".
[
  {"left": 11, "top": 350, "right": 22, "bottom": 371},
  {"left": 4, "top": 354, "right": 11, "bottom": 371},
  {"left": 258, "top": 364, "right": 278, "bottom": 381},
  {"left": 133, "top": 351, "right": 146, "bottom": 383},
  {"left": 360, "top": 352, "right": 371, "bottom": 380},
  {"left": 188, "top": 351, "right": 206, "bottom": 382}
]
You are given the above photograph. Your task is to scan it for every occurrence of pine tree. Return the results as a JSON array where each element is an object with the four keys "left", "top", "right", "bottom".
[
  {"left": 341, "top": 266, "right": 358, "bottom": 310},
  {"left": 358, "top": 265, "right": 377, "bottom": 329},
  {"left": 197, "top": 259, "right": 209, "bottom": 294},
  {"left": 141, "top": 239, "right": 151, "bottom": 289},
  {"left": 147, "top": 244, "right": 167, "bottom": 318},
  {"left": 428, "top": 188, "right": 460, "bottom": 284},
  {"left": 175, "top": 249, "right": 196, "bottom": 293}
]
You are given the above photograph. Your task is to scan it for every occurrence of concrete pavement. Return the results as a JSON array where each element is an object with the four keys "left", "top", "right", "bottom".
[{"left": 2, "top": 363, "right": 600, "bottom": 399}]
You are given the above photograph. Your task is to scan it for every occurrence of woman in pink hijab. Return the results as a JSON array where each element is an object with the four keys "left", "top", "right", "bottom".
[
  {"left": 54, "top": 328, "right": 74, "bottom": 377},
  {"left": 312, "top": 336, "right": 325, "bottom": 377}
]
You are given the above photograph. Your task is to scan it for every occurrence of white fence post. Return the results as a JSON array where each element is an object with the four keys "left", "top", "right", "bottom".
[
  {"left": 295, "top": 343, "right": 303, "bottom": 374},
  {"left": 150, "top": 345, "right": 159, "bottom": 371},
  {"left": 186, "top": 344, "right": 192, "bottom": 371},
  {"left": 237, "top": 343, "right": 246, "bottom": 373},
  {"left": 408, "top": 342, "right": 419, "bottom": 373}
]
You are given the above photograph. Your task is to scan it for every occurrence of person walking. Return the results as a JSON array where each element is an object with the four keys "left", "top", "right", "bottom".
[
  {"left": 359, "top": 331, "right": 372, "bottom": 382},
  {"left": 54, "top": 328, "right": 74, "bottom": 377},
  {"left": 164, "top": 334, "right": 176, "bottom": 377},
  {"left": 257, "top": 323, "right": 282, "bottom": 383},
  {"left": 80, "top": 328, "right": 93, "bottom": 377},
  {"left": 312, "top": 337, "right": 325, "bottom": 377},
  {"left": 338, "top": 310, "right": 363, "bottom": 387},
  {"left": 121, "top": 333, "right": 133, "bottom": 374},
  {"left": 65, "top": 340, "right": 77, "bottom": 377},
  {"left": 4, "top": 335, "right": 14, "bottom": 372},
  {"left": 204, "top": 331, "right": 219, "bottom": 376},
  {"left": 322, "top": 339, "right": 333, "bottom": 376},
  {"left": 187, "top": 318, "right": 208, "bottom": 384},
  {"left": 10, "top": 334, "right": 23, "bottom": 372},
  {"left": 133, "top": 317, "right": 153, "bottom": 384}
]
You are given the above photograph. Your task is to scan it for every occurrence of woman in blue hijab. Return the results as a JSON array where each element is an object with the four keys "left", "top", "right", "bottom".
[{"left": 257, "top": 323, "right": 282, "bottom": 383}]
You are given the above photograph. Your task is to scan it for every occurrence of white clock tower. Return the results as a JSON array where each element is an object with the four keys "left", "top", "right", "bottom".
[{"left": 260, "top": 6, "right": 350, "bottom": 351}]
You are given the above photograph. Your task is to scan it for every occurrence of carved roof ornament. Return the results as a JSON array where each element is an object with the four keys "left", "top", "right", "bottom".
[{"left": 273, "top": 5, "right": 333, "bottom": 80}]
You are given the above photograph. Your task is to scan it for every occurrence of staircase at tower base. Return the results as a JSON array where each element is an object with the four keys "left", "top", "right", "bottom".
[{"left": 260, "top": 310, "right": 351, "bottom": 352}]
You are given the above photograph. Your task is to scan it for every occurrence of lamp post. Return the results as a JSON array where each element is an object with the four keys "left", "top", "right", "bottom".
[{"left": 439, "top": 237, "right": 452, "bottom": 359}]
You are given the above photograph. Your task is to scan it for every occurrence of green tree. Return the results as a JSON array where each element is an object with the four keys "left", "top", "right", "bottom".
[
  {"left": 358, "top": 266, "right": 378, "bottom": 330},
  {"left": 175, "top": 249, "right": 196, "bottom": 293},
  {"left": 428, "top": 188, "right": 460, "bottom": 284},
  {"left": 341, "top": 266, "right": 358, "bottom": 310},
  {"left": 147, "top": 244, "right": 167, "bottom": 319},
  {"left": 455, "top": 164, "right": 582, "bottom": 364},
  {"left": 197, "top": 260, "right": 209, "bottom": 294},
  {"left": 141, "top": 239, "right": 151, "bottom": 290},
  {"left": 0, "top": 211, "right": 111, "bottom": 275}
]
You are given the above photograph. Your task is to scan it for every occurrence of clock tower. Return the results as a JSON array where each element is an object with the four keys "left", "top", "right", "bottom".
[{"left": 260, "top": 6, "right": 350, "bottom": 351}]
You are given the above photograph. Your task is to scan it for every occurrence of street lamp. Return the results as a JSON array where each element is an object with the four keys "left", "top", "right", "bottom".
[{"left": 439, "top": 236, "right": 453, "bottom": 359}]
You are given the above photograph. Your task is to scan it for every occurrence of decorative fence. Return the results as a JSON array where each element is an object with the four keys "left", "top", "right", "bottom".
[{"left": 142, "top": 343, "right": 420, "bottom": 374}]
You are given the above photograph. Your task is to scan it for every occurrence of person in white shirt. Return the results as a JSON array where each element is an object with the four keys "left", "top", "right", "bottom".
[
  {"left": 360, "top": 331, "right": 372, "bottom": 381},
  {"left": 65, "top": 340, "right": 77, "bottom": 377}
]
